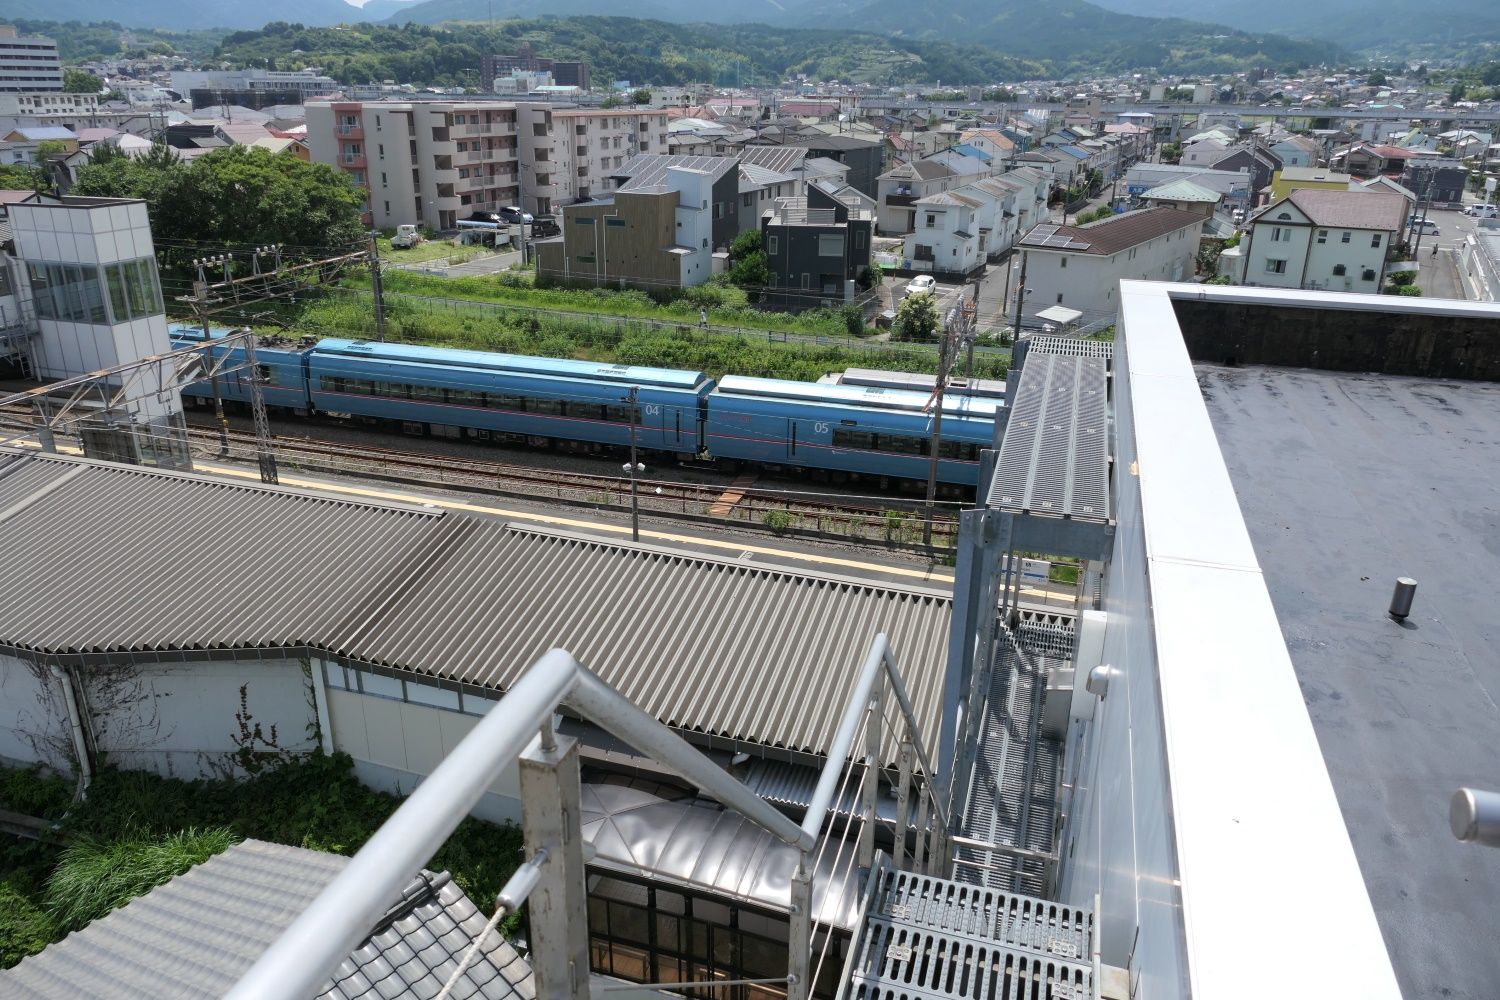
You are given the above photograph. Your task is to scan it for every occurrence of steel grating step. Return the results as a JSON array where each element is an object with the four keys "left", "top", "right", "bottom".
[
  {"left": 869, "top": 867, "right": 1093, "bottom": 962},
  {"left": 849, "top": 921, "right": 1093, "bottom": 1000}
]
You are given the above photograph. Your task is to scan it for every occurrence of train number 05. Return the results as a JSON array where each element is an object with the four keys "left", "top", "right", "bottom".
[{"left": 813, "top": 422, "right": 830, "bottom": 434}]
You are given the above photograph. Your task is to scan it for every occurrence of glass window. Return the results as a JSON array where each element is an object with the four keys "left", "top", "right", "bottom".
[
  {"left": 881, "top": 434, "right": 927, "bottom": 455},
  {"left": 817, "top": 234, "right": 843, "bottom": 257},
  {"left": 28, "top": 261, "right": 109, "bottom": 324},
  {"left": 833, "top": 429, "right": 876, "bottom": 450}
]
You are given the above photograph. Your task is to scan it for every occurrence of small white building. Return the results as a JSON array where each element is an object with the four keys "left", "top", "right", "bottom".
[
  {"left": 904, "top": 189, "right": 985, "bottom": 276},
  {"left": 7, "top": 193, "right": 190, "bottom": 467},
  {"left": 1240, "top": 188, "right": 1406, "bottom": 293},
  {"left": 1015, "top": 206, "right": 1204, "bottom": 322}
]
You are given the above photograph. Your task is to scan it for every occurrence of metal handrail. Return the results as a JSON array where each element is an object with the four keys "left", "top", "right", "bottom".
[
  {"left": 225, "top": 647, "right": 814, "bottom": 1000},
  {"left": 800, "top": 635, "right": 951, "bottom": 842}
]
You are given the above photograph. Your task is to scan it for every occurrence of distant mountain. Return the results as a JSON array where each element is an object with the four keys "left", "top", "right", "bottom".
[
  {"left": 355, "top": 0, "right": 427, "bottom": 21},
  {"left": 380, "top": 0, "right": 807, "bottom": 25},
  {"left": 1088, "top": 0, "right": 1500, "bottom": 51},
  {"left": 0, "top": 0, "right": 366, "bottom": 30},
  {"left": 793, "top": 0, "right": 1343, "bottom": 71}
]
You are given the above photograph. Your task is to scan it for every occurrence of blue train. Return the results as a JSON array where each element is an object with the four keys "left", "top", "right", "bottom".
[{"left": 169, "top": 326, "right": 1004, "bottom": 486}]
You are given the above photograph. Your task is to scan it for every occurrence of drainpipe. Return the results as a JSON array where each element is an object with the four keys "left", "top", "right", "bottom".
[{"left": 50, "top": 664, "right": 92, "bottom": 800}]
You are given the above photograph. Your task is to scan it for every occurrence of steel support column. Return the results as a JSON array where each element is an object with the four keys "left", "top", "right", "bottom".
[{"left": 519, "top": 732, "right": 589, "bottom": 1000}]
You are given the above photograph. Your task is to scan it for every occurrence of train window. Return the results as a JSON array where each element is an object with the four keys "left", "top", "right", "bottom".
[
  {"left": 374, "top": 381, "right": 410, "bottom": 399},
  {"left": 530, "top": 399, "right": 563, "bottom": 416},
  {"left": 605, "top": 405, "right": 638, "bottom": 423},
  {"left": 489, "top": 394, "right": 526, "bottom": 411},
  {"left": 881, "top": 434, "right": 927, "bottom": 455},
  {"left": 256, "top": 364, "right": 277, "bottom": 386},
  {"left": 939, "top": 440, "right": 979, "bottom": 461},
  {"left": 409, "top": 384, "right": 444, "bottom": 403},
  {"left": 833, "top": 429, "right": 876, "bottom": 450},
  {"left": 347, "top": 379, "right": 376, "bottom": 395},
  {"left": 449, "top": 389, "right": 484, "bottom": 407},
  {"left": 319, "top": 376, "right": 343, "bottom": 392}
]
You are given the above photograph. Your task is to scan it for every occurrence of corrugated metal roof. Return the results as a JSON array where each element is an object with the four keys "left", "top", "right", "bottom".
[
  {"left": 0, "top": 453, "right": 951, "bottom": 762},
  {"left": 0, "top": 840, "right": 533, "bottom": 999},
  {"left": 612, "top": 153, "right": 738, "bottom": 191}
]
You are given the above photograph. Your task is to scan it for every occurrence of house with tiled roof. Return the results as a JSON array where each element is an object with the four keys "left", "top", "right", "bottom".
[
  {"left": 1014, "top": 207, "right": 1205, "bottom": 322},
  {"left": 1239, "top": 188, "right": 1405, "bottom": 292}
]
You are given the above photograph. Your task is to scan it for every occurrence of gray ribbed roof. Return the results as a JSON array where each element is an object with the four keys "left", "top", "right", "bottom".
[
  {"left": 0, "top": 839, "right": 533, "bottom": 999},
  {"left": 0, "top": 452, "right": 950, "bottom": 761}
]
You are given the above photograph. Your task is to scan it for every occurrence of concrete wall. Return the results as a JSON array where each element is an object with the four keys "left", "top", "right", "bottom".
[
  {"left": 0, "top": 655, "right": 317, "bottom": 779},
  {"left": 1024, "top": 221, "right": 1198, "bottom": 318},
  {"left": 1173, "top": 298, "right": 1500, "bottom": 378}
]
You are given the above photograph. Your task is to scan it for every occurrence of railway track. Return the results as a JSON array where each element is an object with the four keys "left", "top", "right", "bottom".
[
  {"left": 186, "top": 426, "right": 961, "bottom": 548},
  {"left": 0, "top": 399, "right": 961, "bottom": 547}
]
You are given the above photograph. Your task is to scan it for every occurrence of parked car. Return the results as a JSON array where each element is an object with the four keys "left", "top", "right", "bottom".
[
  {"left": 390, "top": 224, "right": 421, "bottom": 249},
  {"left": 498, "top": 206, "right": 534, "bottom": 225},
  {"left": 1409, "top": 218, "right": 1441, "bottom": 235},
  {"left": 1465, "top": 204, "right": 1498, "bottom": 219},
  {"left": 906, "top": 275, "right": 937, "bottom": 296},
  {"left": 531, "top": 215, "right": 560, "bottom": 239}
]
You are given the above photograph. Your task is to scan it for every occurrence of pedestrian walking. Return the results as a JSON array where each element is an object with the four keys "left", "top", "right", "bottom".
[{"left": 699, "top": 307, "right": 708, "bottom": 329}]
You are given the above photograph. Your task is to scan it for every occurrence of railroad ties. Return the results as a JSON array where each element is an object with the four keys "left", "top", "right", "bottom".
[{"left": 707, "top": 473, "right": 760, "bottom": 517}]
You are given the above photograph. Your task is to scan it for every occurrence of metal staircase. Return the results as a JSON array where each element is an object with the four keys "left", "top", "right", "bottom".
[
  {"left": 845, "top": 857, "right": 1095, "bottom": 999},
  {"left": 953, "top": 625, "right": 1063, "bottom": 897}
]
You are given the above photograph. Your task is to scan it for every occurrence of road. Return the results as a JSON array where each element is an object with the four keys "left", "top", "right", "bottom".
[{"left": 1415, "top": 206, "right": 1479, "bottom": 302}]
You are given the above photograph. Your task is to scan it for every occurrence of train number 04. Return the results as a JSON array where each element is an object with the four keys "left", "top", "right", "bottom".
[{"left": 643, "top": 404, "right": 662, "bottom": 416}]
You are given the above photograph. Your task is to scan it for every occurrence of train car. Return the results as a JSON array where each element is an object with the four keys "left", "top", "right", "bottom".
[
  {"left": 305, "top": 338, "right": 711, "bottom": 455},
  {"left": 705, "top": 375, "right": 1003, "bottom": 486},
  {"left": 168, "top": 324, "right": 313, "bottom": 413}
]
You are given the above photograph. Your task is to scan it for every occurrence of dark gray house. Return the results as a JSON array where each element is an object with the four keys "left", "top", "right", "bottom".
[
  {"left": 1401, "top": 158, "right": 1467, "bottom": 204},
  {"left": 760, "top": 178, "right": 875, "bottom": 310},
  {"left": 746, "top": 132, "right": 885, "bottom": 197},
  {"left": 1211, "top": 146, "right": 1283, "bottom": 202}
]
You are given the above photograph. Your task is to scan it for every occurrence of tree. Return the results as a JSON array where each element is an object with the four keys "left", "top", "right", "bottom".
[
  {"left": 73, "top": 145, "right": 365, "bottom": 279},
  {"left": 631, "top": 88, "right": 652, "bottom": 105},
  {"left": 33, "top": 140, "right": 68, "bottom": 164},
  {"left": 728, "top": 229, "right": 762, "bottom": 261},
  {"left": 893, "top": 290, "right": 939, "bottom": 341},
  {"left": 62, "top": 68, "right": 102, "bottom": 94},
  {"left": 1449, "top": 83, "right": 1466, "bottom": 103},
  {"left": 0, "top": 162, "right": 45, "bottom": 191},
  {"left": 600, "top": 95, "right": 622, "bottom": 109},
  {"left": 1367, "top": 70, "right": 1388, "bottom": 87}
]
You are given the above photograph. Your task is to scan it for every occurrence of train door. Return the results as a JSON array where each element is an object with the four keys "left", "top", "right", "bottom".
[{"left": 788, "top": 419, "right": 797, "bottom": 462}]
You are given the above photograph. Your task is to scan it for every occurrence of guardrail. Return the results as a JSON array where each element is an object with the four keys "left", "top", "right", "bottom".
[{"left": 225, "top": 635, "right": 949, "bottom": 1000}]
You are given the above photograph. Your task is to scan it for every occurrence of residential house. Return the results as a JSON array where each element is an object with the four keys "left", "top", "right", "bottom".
[
  {"left": 959, "top": 128, "right": 1016, "bottom": 162},
  {"left": 1210, "top": 146, "right": 1283, "bottom": 203},
  {"left": 1142, "top": 178, "right": 1221, "bottom": 218},
  {"left": 874, "top": 152, "right": 991, "bottom": 235},
  {"left": 736, "top": 160, "right": 803, "bottom": 236},
  {"left": 1330, "top": 143, "right": 1411, "bottom": 178},
  {"left": 744, "top": 132, "right": 883, "bottom": 196},
  {"left": 1014, "top": 207, "right": 1204, "bottom": 322},
  {"left": 1401, "top": 157, "right": 1467, "bottom": 203},
  {"left": 535, "top": 159, "right": 730, "bottom": 290},
  {"left": 608, "top": 153, "right": 740, "bottom": 250},
  {"left": 1270, "top": 166, "right": 1354, "bottom": 202},
  {"left": 759, "top": 178, "right": 874, "bottom": 308},
  {"left": 903, "top": 189, "right": 987, "bottom": 278},
  {"left": 1181, "top": 137, "right": 1229, "bottom": 165},
  {"left": 1239, "top": 188, "right": 1404, "bottom": 292},
  {"left": 1270, "top": 133, "right": 1321, "bottom": 168}
]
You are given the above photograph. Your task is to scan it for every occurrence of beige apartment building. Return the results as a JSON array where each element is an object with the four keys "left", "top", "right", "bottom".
[{"left": 306, "top": 99, "right": 668, "bottom": 229}]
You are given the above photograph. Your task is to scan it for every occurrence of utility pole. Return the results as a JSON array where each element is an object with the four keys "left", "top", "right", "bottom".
[
  {"left": 190, "top": 266, "right": 230, "bottom": 458},
  {"left": 922, "top": 324, "right": 955, "bottom": 550},
  {"left": 1011, "top": 250, "right": 1029, "bottom": 342},
  {"left": 624, "top": 385, "right": 643, "bottom": 542},
  {"left": 368, "top": 231, "right": 386, "bottom": 343},
  {"left": 1412, "top": 171, "right": 1436, "bottom": 257},
  {"left": 240, "top": 331, "right": 279, "bottom": 485}
]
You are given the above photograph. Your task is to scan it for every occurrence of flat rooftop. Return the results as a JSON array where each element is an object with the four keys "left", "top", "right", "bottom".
[{"left": 1200, "top": 362, "right": 1500, "bottom": 1000}]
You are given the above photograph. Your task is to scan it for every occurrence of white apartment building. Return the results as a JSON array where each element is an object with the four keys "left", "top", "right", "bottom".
[
  {"left": 1240, "top": 188, "right": 1405, "bottom": 293},
  {"left": 0, "top": 93, "right": 99, "bottom": 116},
  {"left": 1015, "top": 206, "right": 1203, "bottom": 321},
  {"left": 0, "top": 26, "right": 62, "bottom": 93},
  {"left": 518, "top": 105, "right": 668, "bottom": 214},
  {"left": 307, "top": 100, "right": 521, "bottom": 232},
  {"left": 170, "top": 68, "right": 339, "bottom": 100}
]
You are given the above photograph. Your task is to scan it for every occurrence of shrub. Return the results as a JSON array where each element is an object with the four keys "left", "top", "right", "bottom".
[
  {"left": 0, "top": 881, "right": 55, "bottom": 968},
  {"left": 841, "top": 303, "right": 866, "bottom": 337},
  {"left": 1385, "top": 283, "right": 1423, "bottom": 296},
  {"left": 762, "top": 510, "right": 793, "bottom": 533},
  {"left": 45, "top": 827, "right": 237, "bottom": 932}
]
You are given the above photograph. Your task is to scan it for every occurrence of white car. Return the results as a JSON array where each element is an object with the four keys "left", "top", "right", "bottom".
[
  {"left": 1465, "top": 204, "right": 1498, "bottom": 219},
  {"left": 907, "top": 275, "right": 937, "bottom": 295},
  {"left": 1409, "top": 218, "right": 1441, "bottom": 236}
]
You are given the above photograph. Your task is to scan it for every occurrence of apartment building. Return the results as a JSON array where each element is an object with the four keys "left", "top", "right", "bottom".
[
  {"left": 0, "top": 93, "right": 99, "bottom": 117},
  {"left": 0, "top": 26, "right": 62, "bottom": 93},
  {"left": 306, "top": 100, "right": 521, "bottom": 231},
  {"left": 517, "top": 105, "right": 668, "bottom": 215}
]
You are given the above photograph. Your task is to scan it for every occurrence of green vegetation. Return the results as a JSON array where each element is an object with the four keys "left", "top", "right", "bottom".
[
  {"left": 284, "top": 281, "right": 1007, "bottom": 383},
  {"left": 73, "top": 144, "right": 365, "bottom": 279},
  {"left": 0, "top": 753, "right": 525, "bottom": 967},
  {"left": 379, "top": 236, "right": 484, "bottom": 265},
  {"left": 7, "top": 19, "right": 225, "bottom": 62},
  {"left": 210, "top": 18, "right": 1045, "bottom": 86},
  {"left": 893, "top": 290, "right": 940, "bottom": 342},
  {"left": 0, "top": 163, "right": 46, "bottom": 192},
  {"left": 45, "top": 828, "right": 237, "bottom": 933},
  {"left": 1075, "top": 205, "right": 1115, "bottom": 225},
  {"left": 61, "top": 67, "right": 102, "bottom": 93}
]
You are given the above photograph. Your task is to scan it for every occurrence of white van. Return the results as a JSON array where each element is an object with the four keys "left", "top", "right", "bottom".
[{"left": 1466, "top": 204, "right": 1498, "bottom": 219}]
